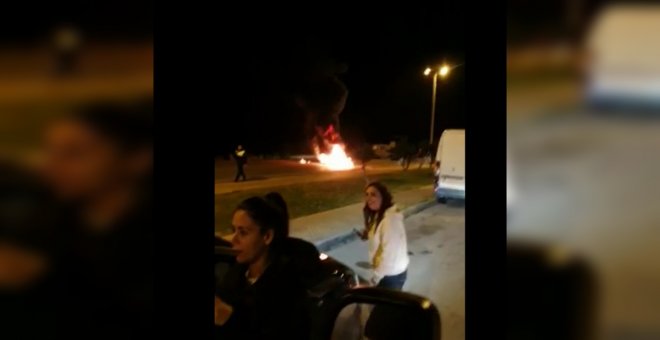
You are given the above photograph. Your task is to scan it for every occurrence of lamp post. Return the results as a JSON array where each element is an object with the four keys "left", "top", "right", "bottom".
[{"left": 424, "top": 64, "right": 451, "bottom": 146}]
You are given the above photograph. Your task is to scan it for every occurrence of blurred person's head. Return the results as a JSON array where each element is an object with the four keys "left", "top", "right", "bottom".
[
  {"left": 42, "top": 101, "right": 152, "bottom": 208},
  {"left": 230, "top": 196, "right": 288, "bottom": 266},
  {"left": 53, "top": 23, "right": 81, "bottom": 50},
  {"left": 237, "top": 145, "right": 243, "bottom": 151},
  {"left": 0, "top": 162, "right": 59, "bottom": 292}
]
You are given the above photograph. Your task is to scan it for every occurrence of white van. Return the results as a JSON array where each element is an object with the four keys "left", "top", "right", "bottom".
[
  {"left": 585, "top": 3, "right": 660, "bottom": 110},
  {"left": 507, "top": 152, "right": 515, "bottom": 217},
  {"left": 434, "top": 129, "right": 465, "bottom": 203}
]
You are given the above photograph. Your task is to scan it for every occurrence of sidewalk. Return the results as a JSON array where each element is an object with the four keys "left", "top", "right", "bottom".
[{"left": 290, "top": 185, "right": 435, "bottom": 252}]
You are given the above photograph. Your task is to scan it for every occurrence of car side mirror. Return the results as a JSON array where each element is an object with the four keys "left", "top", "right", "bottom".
[
  {"left": 321, "top": 287, "right": 440, "bottom": 340},
  {"left": 508, "top": 243, "right": 596, "bottom": 340}
]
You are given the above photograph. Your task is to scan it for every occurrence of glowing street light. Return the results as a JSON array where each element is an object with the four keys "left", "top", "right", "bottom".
[
  {"left": 424, "top": 63, "right": 461, "bottom": 145},
  {"left": 439, "top": 64, "right": 450, "bottom": 77}
]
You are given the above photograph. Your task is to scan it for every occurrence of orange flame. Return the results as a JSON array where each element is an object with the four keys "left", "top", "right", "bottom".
[{"left": 317, "top": 144, "right": 355, "bottom": 171}]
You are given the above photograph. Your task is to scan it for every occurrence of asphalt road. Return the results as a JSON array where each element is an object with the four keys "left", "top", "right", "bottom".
[
  {"left": 508, "top": 111, "right": 660, "bottom": 338},
  {"left": 328, "top": 203, "right": 465, "bottom": 340}
]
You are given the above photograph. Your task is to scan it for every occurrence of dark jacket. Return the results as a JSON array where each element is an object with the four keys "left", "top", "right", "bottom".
[
  {"left": 0, "top": 277, "right": 60, "bottom": 339},
  {"left": 233, "top": 149, "right": 247, "bottom": 165},
  {"left": 215, "top": 257, "right": 311, "bottom": 340},
  {"left": 57, "top": 197, "right": 153, "bottom": 339}
]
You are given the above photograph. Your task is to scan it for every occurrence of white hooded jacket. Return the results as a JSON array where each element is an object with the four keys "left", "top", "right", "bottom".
[{"left": 367, "top": 205, "right": 410, "bottom": 282}]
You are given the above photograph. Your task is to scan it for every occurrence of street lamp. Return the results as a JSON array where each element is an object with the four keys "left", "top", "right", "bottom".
[
  {"left": 439, "top": 65, "right": 450, "bottom": 77},
  {"left": 424, "top": 63, "right": 454, "bottom": 146}
]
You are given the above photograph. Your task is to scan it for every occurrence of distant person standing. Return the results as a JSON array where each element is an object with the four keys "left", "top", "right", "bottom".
[
  {"left": 425, "top": 144, "right": 434, "bottom": 168},
  {"left": 233, "top": 145, "right": 247, "bottom": 182},
  {"left": 52, "top": 24, "right": 81, "bottom": 76},
  {"left": 433, "top": 161, "right": 441, "bottom": 188}
]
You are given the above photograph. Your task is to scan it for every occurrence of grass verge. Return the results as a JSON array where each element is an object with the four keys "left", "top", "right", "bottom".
[{"left": 215, "top": 169, "right": 432, "bottom": 233}]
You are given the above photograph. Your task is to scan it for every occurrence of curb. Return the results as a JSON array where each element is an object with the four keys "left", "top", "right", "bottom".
[{"left": 314, "top": 198, "right": 437, "bottom": 253}]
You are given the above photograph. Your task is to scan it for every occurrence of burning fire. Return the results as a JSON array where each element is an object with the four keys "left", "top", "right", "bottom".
[
  {"left": 317, "top": 144, "right": 354, "bottom": 170},
  {"left": 313, "top": 125, "right": 355, "bottom": 171}
]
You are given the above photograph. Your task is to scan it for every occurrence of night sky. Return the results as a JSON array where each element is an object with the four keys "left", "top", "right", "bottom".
[
  {"left": 3, "top": 1, "right": 614, "bottom": 156},
  {"left": 220, "top": 8, "right": 466, "bottom": 156},
  {"left": 4, "top": 2, "right": 467, "bottom": 156},
  {"left": 0, "top": 1, "right": 153, "bottom": 42},
  {"left": 507, "top": 0, "right": 605, "bottom": 45}
]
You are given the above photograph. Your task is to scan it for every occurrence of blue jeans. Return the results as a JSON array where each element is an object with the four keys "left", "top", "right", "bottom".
[
  {"left": 365, "top": 270, "right": 410, "bottom": 338},
  {"left": 377, "top": 270, "right": 407, "bottom": 290}
]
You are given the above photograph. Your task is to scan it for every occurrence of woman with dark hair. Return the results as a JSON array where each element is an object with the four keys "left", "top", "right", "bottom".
[
  {"left": 41, "top": 100, "right": 153, "bottom": 338},
  {"left": 215, "top": 194, "right": 311, "bottom": 339},
  {"left": 358, "top": 182, "right": 410, "bottom": 290},
  {"left": 265, "top": 191, "right": 289, "bottom": 235},
  {"left": 0, "top": 161, "right": 62, "bottom": 338},
  {"left": 264, "top": 192, "right": 323, "bottom": 289}
]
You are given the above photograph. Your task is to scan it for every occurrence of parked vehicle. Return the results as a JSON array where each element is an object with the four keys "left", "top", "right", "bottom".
[
  {"left": 214, "top": 237, "right": 441, "bottom": 339},
  {"left": 434, "top": 129, "right": 465, "bottom": 203},
  {"left": 584, "top": 3, "right": 660, "bottom": 111}
]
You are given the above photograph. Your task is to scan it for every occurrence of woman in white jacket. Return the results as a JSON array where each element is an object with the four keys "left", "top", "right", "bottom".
[{"left": 359, "top": 182, "right": 410, "bottom": 290}]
